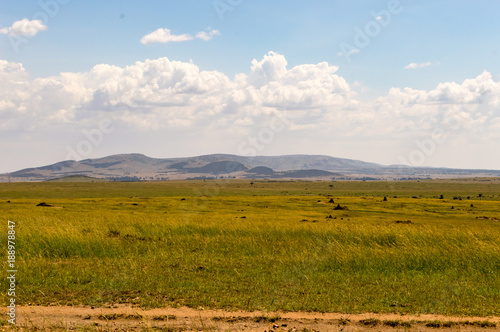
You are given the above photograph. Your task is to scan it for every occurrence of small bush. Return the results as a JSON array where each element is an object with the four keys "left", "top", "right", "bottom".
[
  {"left": 425, "top": 320, "right": 456, "bottom": 328},
  {"left": 152, "top": 315, "right": 177, "bottom": 321},
  {"left": 464, "top": 320, "right": 497, "bottom": 328},
  {"left": 338, "top": 317, "right": 350, "bottom": 325},
  {"left": 98, "top": 313, "right": 123, "bottom": 320},
  {"left": 254, "top": 315, "right": 281, "bottom": 323},
  {"left": 383, "top": 320, "right": 412, "bottom": 328},
  {"left": 359, "top": 318, "right": 380, "bottom": 326}
]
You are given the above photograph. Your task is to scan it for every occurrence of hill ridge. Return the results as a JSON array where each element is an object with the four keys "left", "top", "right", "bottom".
[{"left": 2, "top": 153, "right": 500, "bottom": 182}]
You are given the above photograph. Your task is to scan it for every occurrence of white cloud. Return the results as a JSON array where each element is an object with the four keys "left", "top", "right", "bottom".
[
  {"left": 247, "top": 51, "right": 352, "bottom": 107},
  {"left": 141, "top": 27, "right": 220, "bottom": 44},
  {"left": 404, "top": 61, "right": 432, "bottom": 70},
  {"left": 3, "top": 54, "right": 500, "bottom": 133},
  {"left": 2, "top": 53, "right": 500, "bottom": 171},
  {"left": 140, "top": 28, "right": 193, "bottom": 44},
  {"left": 248, "top": 51, "right": 289, "bottom": 87},
  {"left": 338, "top": 48, "right": 360, "bottom": 57},
  {"left": 0, "top": 18, "right": 47, "bottom": 36},
  {"left": 0, "top": 52, "right": 357, "bottom": 133},
  {"left": 195, "top": 28, "right": 220, "bottom": 41},
  {"left": 386, "top": 70, "right": 500, "bottom": 105}
]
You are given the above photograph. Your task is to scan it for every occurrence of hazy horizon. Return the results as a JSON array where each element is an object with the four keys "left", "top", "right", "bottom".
[{"left": 2, "top": 1, "right": 500, "bottom": 173}]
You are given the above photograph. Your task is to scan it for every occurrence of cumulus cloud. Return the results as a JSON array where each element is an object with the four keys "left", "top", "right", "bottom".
[
  {"left": 0, "top": 52, "right": 358, "bottom": 133},
  {"left": 0, "top": 18, "right": 47, "bottom": 36},
  {"left": 247, "top": 51, "right": 352, "bottom": 108},
  {"left": 2, "top": 53, "right": 500, "bottom": 170},
  {"left": 141, "top": 27, "right": 220, "bottom": 44},
  {"left": 2, "top": 53, "right": 500, "bottom": 133},
  {"left": 195, "top": 28, "right": 220, "bottom": 41},
  {"left": 248, "top": 51, "right": 289, "bottom": 87},
  {"left": 404, "top": 61, "right": 432, "bottom": 69},
  {"left": 385, "top": 71, "right": 500, "bottom": 105},
  {"left": 140, "top": 28, "right": 193, "bottom": 44}
]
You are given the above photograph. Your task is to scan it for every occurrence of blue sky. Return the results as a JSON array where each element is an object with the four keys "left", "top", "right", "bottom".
[{"left": 1, "top": 0, "right": 500, "bottom": 172}]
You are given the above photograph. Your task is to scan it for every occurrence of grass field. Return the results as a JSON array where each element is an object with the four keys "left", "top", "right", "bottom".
[{"left": 1, "top": 179, "right": 499, "bottom": 317}]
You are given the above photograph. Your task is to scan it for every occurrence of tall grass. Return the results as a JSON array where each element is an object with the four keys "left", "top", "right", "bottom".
[{"left": 0, "top": 180, "right": 499, "bottom": 315}]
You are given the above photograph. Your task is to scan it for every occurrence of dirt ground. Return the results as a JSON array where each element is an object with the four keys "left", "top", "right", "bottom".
[{"left": 3, "top": 305, "right": 499, "bottom": 331}]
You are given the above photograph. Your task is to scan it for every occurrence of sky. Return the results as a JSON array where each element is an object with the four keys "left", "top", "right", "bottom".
[{"left": 1, "top": 0, "right": 500, "bottom": 173}]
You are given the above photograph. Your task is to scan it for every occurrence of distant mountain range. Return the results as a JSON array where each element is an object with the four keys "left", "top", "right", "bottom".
[{"left": 1, "top": 153, "right": 499, "bottom": 182}]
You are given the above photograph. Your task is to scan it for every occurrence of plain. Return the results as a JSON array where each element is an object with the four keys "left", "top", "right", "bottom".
[{"left": 0, "top": 178, "right": 499, "bottom": 317}]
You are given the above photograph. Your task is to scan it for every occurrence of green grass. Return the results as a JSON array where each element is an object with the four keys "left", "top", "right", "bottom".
[{"left": 0, "top": 179, "right": 499, "bottom": 316}]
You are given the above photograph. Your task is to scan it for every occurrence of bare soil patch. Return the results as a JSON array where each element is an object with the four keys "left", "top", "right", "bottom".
[{"left": 4, "top": 305, "right": 499, "bottom": 331}]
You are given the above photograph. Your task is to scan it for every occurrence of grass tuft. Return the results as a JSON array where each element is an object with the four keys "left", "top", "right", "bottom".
[
  {"left": 253, "top": 315, "right": 281, "bottom": 323},
  {"left": 359, "top": 318, "right": 380, "bottom": 326},
  {"left": 383, "top": 319, "right": 412, "bottom": 328},
  {"left": 152, "top": 315, "right": 177, "bottom": 321}
]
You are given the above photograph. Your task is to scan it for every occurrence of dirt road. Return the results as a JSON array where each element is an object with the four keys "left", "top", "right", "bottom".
[{"left": 4, "top": 305, "right": 499, "bottom": 331}]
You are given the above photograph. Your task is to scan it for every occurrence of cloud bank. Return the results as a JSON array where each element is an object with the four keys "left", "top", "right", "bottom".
[{"left": 1, "top": 52, "right": 500, "bottom": 171}]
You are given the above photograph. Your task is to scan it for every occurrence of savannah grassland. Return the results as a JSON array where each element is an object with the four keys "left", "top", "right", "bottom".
[{"left": 1, "top": 178, "right": 499, "bottom": 319}]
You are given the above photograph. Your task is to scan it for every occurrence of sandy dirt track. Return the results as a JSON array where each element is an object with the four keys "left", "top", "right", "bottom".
[{"left": 3, "top": 305, "right": 499, "bottom": 331}]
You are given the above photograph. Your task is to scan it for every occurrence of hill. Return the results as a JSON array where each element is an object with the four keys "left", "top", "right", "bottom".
[{"left": 1, "top": 153, "right": 500, "bottom": 182}]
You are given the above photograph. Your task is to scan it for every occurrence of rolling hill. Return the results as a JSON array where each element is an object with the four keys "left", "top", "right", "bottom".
[{"left": 1, "top": 153, "right": 499, "bottom": 182}]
